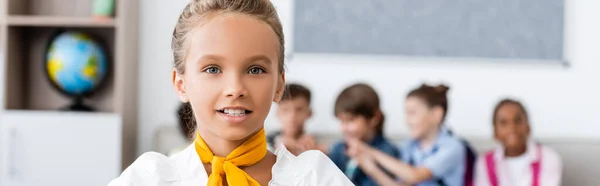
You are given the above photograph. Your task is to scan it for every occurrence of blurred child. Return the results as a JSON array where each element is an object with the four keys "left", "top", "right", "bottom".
[
  {"left": 267, "top": 83, "right": 326, "bottom": 155},
  {"left": 329, "top": 83, "right": 400, "bottom": 186},
  {"left": 474, "top": 99, "right": 562, "bottom": 186},
  {"left": 347, "top": 84, "right": 469, "bottom": 186}
]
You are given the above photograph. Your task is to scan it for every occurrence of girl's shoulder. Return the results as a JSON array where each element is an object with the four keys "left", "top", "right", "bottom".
[
  {"left": 270, "top": 146, "right": 354, "bottom": 186},
  {"left": 107, "top": 144, "right": 206, "bottom": 186},
  {"left": 106, "top": 152, "right": 168, "bottom": 186}
]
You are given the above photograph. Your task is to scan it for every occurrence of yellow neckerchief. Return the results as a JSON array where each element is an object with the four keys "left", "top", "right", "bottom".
[{"left": 194, "top": 129, "right": 267, "bottom": 186}]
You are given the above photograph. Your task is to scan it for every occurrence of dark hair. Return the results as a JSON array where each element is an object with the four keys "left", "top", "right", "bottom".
[
  {"left": 281, "top": 83, "right": 311, "bottom": 103},
  {"left": 492, "top": 98, "right": 529, "bottom": 125},
  {"left": 407, "top": 84, "right": 450, "bottom": 122},
  {"left": 177, "top": 102, "right": 195, "bottom": 140},
  {"left": 334, "top": 83, "right": 384, "bottom": 135}
]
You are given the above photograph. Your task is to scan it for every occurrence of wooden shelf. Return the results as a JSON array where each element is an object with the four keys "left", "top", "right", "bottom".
[
  {"left": 7, "top": 15, "right": 116, "bottom": 27},
  {"left": 1, "top": 0, "right": 140, "bottom": 171}
]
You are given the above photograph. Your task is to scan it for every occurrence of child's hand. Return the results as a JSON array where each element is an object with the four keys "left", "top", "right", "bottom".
[
  {"left": 298, "top": 135, "right": 317, "bottom": 150},
  {"left": 346, "top": 139, "right": 378, "bottom": 172},
  {"left": 345, "top": 138, "right": 370, "bottom": 159},
  {"left": 282, "top": 139, "right": 301, "bottom": 155},
  {"left": 356, "top": 155, "right": 378, "bottom": 173},
  {"left": 283, "top": 135, "right": 318, "bottom": 155}
]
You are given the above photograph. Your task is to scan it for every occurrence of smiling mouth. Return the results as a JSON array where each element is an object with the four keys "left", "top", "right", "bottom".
[{"left": 217, "top": 108, "right": 253, "bottom": 116}]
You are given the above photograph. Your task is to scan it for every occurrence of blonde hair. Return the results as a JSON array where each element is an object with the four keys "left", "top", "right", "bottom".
[{"left": 171, "top": 0, "right": 285, "bottom": 74}]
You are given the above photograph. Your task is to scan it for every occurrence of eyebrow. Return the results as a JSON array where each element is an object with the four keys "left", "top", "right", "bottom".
[
  {"left": 244, "top": 55, "right": 272, "bottom": 65},
  {"left": 196, "top": 55, "right": 225, "bottom": 63},
  {"left": 196, "top": 55, "right": 273, "bottom": 65}
]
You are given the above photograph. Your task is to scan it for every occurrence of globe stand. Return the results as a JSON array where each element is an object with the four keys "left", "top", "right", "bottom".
[{"left": 62, "top": 97, "right": 94, "bottom": 112}]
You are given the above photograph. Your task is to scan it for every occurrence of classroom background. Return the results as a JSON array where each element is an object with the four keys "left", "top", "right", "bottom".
[{"left": 0, "top": 0, "right": 598, "bottom": 185}]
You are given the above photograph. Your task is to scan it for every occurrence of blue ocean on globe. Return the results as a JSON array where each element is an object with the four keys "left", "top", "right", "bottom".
[{"left": 46, "top": 32, "right": 108, "bottom": 96}]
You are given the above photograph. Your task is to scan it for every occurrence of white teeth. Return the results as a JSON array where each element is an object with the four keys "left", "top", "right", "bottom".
[{"left": 224, "top": 109, "right": 246, "bottom": 116}]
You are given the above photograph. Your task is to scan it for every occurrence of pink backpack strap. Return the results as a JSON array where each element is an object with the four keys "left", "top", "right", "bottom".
[
  {"left": 485, "top": 150, "right": 499, "bottom": 186},
  {"left": 531, "top": 145, "right": 543, "bottom": 186}
]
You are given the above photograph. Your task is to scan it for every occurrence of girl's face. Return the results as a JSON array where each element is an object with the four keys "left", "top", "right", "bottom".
[
  {"left": 404, "top": 96, "right": 442, "bottom": 139},
  {"left": 494, "top": 104, "right": 530, "bottom": 150},
  {"left": 173, "top": 13, "right": 284, "bottom": 141}
]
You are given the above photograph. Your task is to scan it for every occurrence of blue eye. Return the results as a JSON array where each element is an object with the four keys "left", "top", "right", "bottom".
[
  {"left": 203, "top": 67, "right": 221, "bottom": 74},
  {"left": 248, "top": 67, "right": 265, "bottom": 74}
]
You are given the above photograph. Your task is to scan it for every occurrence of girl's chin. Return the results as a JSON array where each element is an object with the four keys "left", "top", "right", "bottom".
[
  {"left": 504, "top": 140, "right": 526, "bottom": 149},
  {"left": 210, "top": 126, "right": 261, "bottom": 141}
]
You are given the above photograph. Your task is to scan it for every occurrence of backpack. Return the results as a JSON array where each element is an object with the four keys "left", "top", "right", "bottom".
[
  {"left": 460, "top": 138, "right": 477, "bottom": 186},
  {"left": 447, "top": 130, "right": 477, "bottom": 186}
]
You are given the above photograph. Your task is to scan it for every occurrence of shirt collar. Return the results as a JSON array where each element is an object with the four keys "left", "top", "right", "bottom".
[
  {"left": 167, "top": 144, "right": 206, "bottom": 181},
  {"left": 408, "top": 126, "right": 449, "bottom": 154},
  {"left": 494, "top": 139, "right": 540, "bottom": 163}
]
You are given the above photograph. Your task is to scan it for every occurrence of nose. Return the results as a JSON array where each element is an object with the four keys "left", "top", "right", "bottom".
[
  {"left": 506, "top": 122, "right": 519, "bottom": 133},
  {"left": 290, "top": 111, "right": 298, "bottom": 121},
  {"left": 223, "top": 73, "right": 247, "bottom": 99}
]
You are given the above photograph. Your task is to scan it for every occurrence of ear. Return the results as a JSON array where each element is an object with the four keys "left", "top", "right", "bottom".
[
  {"left": 308, "top": 108, "right": 313, "bottom": 118},
  {"left": 369, "top": 111, "right": 382, "bottom": 127},
  {"left": 368, "top": 117, "right": 378, "bottom": 128},
  {"left": 273, "top": 72, "right": 286, "bottom": 102},
  {"left": 172, "top": 68, "right": 189, "bottom": 102},
  {"left": 431, "top": 106, "right": 445, "bottom": 125}
]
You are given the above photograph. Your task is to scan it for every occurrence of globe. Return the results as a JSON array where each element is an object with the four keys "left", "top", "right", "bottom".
[{"left": 45, "top": 31, "right": 109, "bottom": 111}]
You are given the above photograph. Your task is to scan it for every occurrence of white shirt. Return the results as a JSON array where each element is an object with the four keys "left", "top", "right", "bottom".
[
  {"left": 107, "top": 144, "right": 354, "bottom": 186},
  {"left": 474, "top": 142, "right": 563, "bottom": 186},
  {"left": 505, "top": 153, "right": 530, "bottom": 185}
]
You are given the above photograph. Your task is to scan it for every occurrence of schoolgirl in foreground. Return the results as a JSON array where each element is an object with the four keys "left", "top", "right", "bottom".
[{"left": 107, "top": 0, "right": 352, "bottom": 185}]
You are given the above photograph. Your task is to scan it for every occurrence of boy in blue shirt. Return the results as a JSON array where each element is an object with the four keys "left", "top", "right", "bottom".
[{"left": 329, "top": 83, "right": 400, "bottom": 186}]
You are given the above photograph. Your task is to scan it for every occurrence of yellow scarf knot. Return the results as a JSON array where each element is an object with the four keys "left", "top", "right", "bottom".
[
  {"left": 195, "top": 129, "right": 267, "bottom": 186},
  {"left": 211, "top": 157, "right": 226, "bottom": 175}
]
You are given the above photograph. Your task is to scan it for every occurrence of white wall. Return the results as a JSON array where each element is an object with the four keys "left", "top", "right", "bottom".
[{"left": 137, "top": 0, "right": 600, "bottom": 156}]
